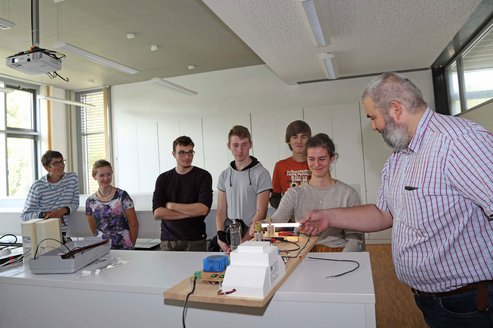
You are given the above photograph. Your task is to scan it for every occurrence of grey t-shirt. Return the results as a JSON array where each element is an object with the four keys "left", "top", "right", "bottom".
[
  {"left": 272, "top": 181, "right": 364, "bottom": 251},
  {"left": 217, "top": 159, "right": 272, "bottom": 226}
]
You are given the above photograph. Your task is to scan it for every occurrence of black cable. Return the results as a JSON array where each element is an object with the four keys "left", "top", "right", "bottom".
[
  {"left": 182, "top": 275, "right": 197, "bottom": 328},
  {"left": 307, "top": 256, "right": 360, "bottom": 278},
  {"left": 282, "top": 235, "right": 311, "bottom": 258},
  {"left": 49, "top": 71, "right": 69, "bottom": 82},
  {"left": 0, "top": 234, "right": 22, "bottom": 269},
  {"left": 0, "top": 234, "right": 17, "bottom": 245},
  {"left": 0, "top": 253, "right": 24, "bottom": 268},
  {"left": 33, "top": 238, "right": 69, "bottom": 259},
  {"left": 278, "top": 238, "right": 301, "bottom": 253}
]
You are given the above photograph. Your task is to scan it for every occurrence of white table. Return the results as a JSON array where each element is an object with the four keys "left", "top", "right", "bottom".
[{"left": 0, "top": 251, "right": 375, "bottom": 328}]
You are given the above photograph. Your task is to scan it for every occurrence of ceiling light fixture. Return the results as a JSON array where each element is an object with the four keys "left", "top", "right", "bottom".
[
  {"left": 38, "top": 95, "right": 96, "bottom": 107},
  {"left": 52, "top": 41, "right": 138, "bottom": 75},
  {"left": 150, "top": 77, "right": 198, "bottom": 95},
  {"left": 0, "top": 86, "right": 15, "bottom": 93},
  {"left": 0, "top": 17, "right": 15, "bottom": 30},
  {"left": 321, "top": 53, "right": 337, "bottom": 80},
  {"left": 300, "top": 0, "right": 328, "bottom": 47}
]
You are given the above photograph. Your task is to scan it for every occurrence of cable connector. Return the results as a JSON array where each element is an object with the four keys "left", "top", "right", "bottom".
[{"left": 189, "top": 272, "right": 200, "bottom": 290}]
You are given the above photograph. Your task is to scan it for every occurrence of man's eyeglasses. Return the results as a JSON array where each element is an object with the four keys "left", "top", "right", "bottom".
[
  {"left": 49, "top": 159, "right": 66, "bottom": 167},
  {"left": 176, "top": 150, "right": 195, "bottom": 157}
]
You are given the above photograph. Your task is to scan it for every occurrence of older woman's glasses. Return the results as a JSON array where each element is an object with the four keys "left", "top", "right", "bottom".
[{"left": 49, "top": 159, "right": 66, "bottom": 167}]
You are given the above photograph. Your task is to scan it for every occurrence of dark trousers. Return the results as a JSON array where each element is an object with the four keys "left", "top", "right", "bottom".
[
  {"left": 414, "top": 284, "right": 493, "bottom": 328},
  {"left": 160, "top": 239, "right": 207, "bottom": 251}
]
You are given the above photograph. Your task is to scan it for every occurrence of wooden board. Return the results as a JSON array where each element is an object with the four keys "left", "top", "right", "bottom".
[{"left": 164, "top": 235, "right": 318, "bottom": 308}]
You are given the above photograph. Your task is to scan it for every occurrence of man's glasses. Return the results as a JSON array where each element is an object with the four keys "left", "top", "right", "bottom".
[
  {"left": 176, "top": 150, "right": 195, "bottom": 157},
  {"left": 49, "top": 159, "right": 66, "bottom": 167}
]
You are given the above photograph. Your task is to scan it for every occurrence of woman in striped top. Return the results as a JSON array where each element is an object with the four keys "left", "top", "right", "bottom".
[{"left": 21, "top": 150, "right": 80, "bottom": 236}]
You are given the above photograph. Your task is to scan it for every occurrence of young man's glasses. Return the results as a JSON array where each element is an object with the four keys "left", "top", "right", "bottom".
[
  {"left": 49, "top": 159, "right": 66, "bottom": 167},
  {"left": 176, "top": 150, "right": 195, "bottom": 157}
]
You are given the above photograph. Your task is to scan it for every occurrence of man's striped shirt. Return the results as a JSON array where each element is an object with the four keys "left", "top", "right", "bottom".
[{"left": 376, "top": 108, "right": 493, "bottom": 292}]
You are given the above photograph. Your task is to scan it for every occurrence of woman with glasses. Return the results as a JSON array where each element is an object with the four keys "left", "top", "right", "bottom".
[
  {"left": 85, "top": 160, "right": 139, "bottom": 249},
  {"left": 21, "top": 150, "right": 80, "bottom": 237}
]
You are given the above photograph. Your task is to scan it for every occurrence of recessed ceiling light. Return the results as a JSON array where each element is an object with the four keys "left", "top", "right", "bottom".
[{"left": 188, "top": 65, "right": 196, "bottom": 70}]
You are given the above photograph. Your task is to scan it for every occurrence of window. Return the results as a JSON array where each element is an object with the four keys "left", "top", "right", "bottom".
[
  {"left": 445, "top": 62, "right": 460, "bottom": 115},
  {"left": 445, "top": 21, "right": 493, "bottom": 114},
  {"left": 0, "top": 86, "right": 39, "bottom": 197},
  {"left": 76, "top": 89, "right": 108, "bottom": 194}
]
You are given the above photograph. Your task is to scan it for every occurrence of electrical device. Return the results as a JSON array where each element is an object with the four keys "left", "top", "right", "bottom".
[
  {"left": 21, "top": 219, "right": 42, "bottom": 260},
  {"left": 35, "top": 218, "right": 63, "bottom": 254},
  {"left": 6, "top": 49, "right": 62, "bottom": 75},
  {"left": 21, "top": 218, "right": 62, "bottom": 259},
  {"left": 28, "top": 238, "right": 110, "bottom": 274},
  {"left": 5, "top": 0, "right": 65, "bottom": 77},
  {"left": 221, "top": 240, "right": 285, "bottom": 298}
]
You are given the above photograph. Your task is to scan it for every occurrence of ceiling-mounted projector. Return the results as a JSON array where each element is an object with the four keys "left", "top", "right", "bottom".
[{"left": 6, "top": 47, "right": 62, "bottom": 75}]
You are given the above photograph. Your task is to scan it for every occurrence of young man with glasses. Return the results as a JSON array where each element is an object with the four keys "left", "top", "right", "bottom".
[
  {"left": 21, "top": 150, "right": 80, "bottom": 236},
  {"left": 152, "top": 136, "right": 213, "bottom": 251}
]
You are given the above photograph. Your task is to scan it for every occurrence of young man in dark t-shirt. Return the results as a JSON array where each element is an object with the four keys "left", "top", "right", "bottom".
[{"left": 152, "top": 136, "right": 213, "bottom": 251}]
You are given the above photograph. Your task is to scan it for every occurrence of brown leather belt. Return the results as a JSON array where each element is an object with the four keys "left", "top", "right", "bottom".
[{"left": 411, "top": 280, "right": 493, "bottom": 312}]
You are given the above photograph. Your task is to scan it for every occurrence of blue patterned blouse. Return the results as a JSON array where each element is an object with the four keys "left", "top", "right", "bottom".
[{"left": 85, "top": 188, "right": 135, "bottom": 249}]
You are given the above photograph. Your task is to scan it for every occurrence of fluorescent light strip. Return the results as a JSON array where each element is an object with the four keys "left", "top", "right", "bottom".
[
  {"left": 0, "top": 87, "right": 15, "bottom": 93},
  {"left": 0, "top": 17, "right": 15, "bottom": 30},
  {"left": 321, "top": 53, "right": 336, "bottom": 79},
  {"left": 260, "top": 222, "right": 301, "bottom": 228},
  {"left": 301, "top": 0, "right": 326, "bottom": 47},
  {"left": 38, "top": 95, "right": 96, "bottom": 107},
  {"left": 150, "top": 77, "right": 198, "bottom": 95},
  {"left": 52, "top": 41, "right": 138, "bottom": 75}
]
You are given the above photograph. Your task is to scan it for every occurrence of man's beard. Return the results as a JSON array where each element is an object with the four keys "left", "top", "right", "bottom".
[{"left": 381, "top": 115, "right": 410, "bottom": 151}]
